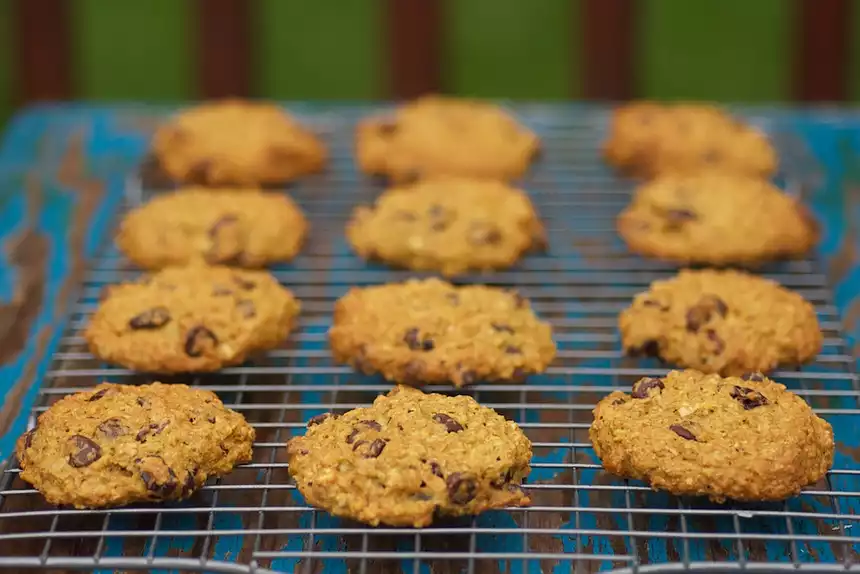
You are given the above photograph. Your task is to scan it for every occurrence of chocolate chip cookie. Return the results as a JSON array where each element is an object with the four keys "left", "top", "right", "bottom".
[
  {"left": 150, "top": 100, "right": 327, "bottom": 186},
  {"left": 286, "top": 385, "right": 532, "bottom": 527},
  {"left": 590, "top": 370, "right": 834, "bottom": 502},
  {"left": 617, "top": 172, "right": 818, "bottom": 266},
  {"left": 603, "top": 102, "right": 777, "bottom": 179},
  {"left": 620, "top": 269, "right": 822, "bottom": 375},
  {"left": 85, "top": 265, "right": 300, "bottom": 373},
  {"left": 356, "top": 96, "right": 540, "bottom": 182},
  {"left": 16, "top": 382, "right": 254, "bottom": 508},
  {"left": 328, "top": 278, "right": 556, "bottom": 387},
  {"left": 117, "top": 187, "right": 309, "bottom": 269},
  {"left": 347, "top": 178, "right": 546, "bottom": 276}
]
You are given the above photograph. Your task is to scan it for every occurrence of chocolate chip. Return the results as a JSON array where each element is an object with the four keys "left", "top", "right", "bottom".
[
  {"left": 631, "top": 377, "right": 664, "bottom": 399},
  {"left": 68, "top": 435, "right": 102, "bottom": 467},
  {"left": 364, "top": 439, "right": 387, "bottom": 458},
  {"left": 88, "top": 388, "right": 110, "bottom": 402},
  {"left": 611, "top": 397, "right": 627, "bottom": 406},
  {"left": 235, "top": 299, "right": 256, "bottom": 319},
  {"left": 136, "top": 421, "right": 169, "bottom": 442},
  {"left": 23, "top": 429, "right": 35, "bottom": 449},
  {"left": 730, "top": 386, "right": 769, "bottom": 410},
  {"left": 741, "top": 372, "right": 765, "bottom": 382},
  {"left": 664, "top": 209, "right": 697, "bottom": 229},
  {"left": 137, "top": 397, "right": 149, "bottom": 407},
  {"left": 491, "top": 323, "right": 515, "bottom": 334},
  {"left": 360, "top": 420, "right": 382, "bottom": 431},
  {"left": 669, "top": 425, "right": 696, "bottom": 441},
  {"left": 378, "top": 121, "right": 398, "bottom": 136},
  {"left": 345, "top": 429, "right": 359, "bottom": 444},
  {"left": 97, "top": 418, "right": 127, "bottom": 439},
  {"left": 183, "top": 467, "right": 198, "bottom": 494},
  {"left": 212, "top": 285, "right": 233, "bottom": 296},
  {"left": 403, "top": 328, "right": 434, "bottom": 351},
  {"left": 232, "top": 275, "right": 256, "bottom": 291},
  {"left": 445, "top": 293, "right": 460, "bottom": 305},
  {"left": 186, "top": 160, "right": 213, "bottom": 185},
  {"left": 429, "top": 461, "right": 444, "bottom": 478},
  {"left": 706, "top": 329, "right": 725, "bottom": 354},
  {"left": 140, "top": 465, "right": 178, "bottom": 498},
  {"left": 685, "top": 295, "right": 728, "bottom": 332},
  {"left": 642, "top": 299, "right": 666, "bottom": 310},
  {"left": 447, "top": 473, "right": 477, "bottom": 504},
  {"left": 628, "top": 339, "right": 660, "bottom": 357},
  {"left": 505, "top": 345, "right": 522, "bottom": 354},
  {"left": 129, "top": 307, "right": 171, "bottom": 330},
  {"left": 511, "top": 292, "right": 526, "bottom": 308},
  {"left": 307, "top": 413, "right": 334, "bottom": 427},
  {"left": 432, "top": 413, "right": 464, "bottom": 433},
  {"left": 208, "top": 417, "right": 216, "bottom": 424},
  {"left": 703, "top": 149, "right": 722, "bottom": 163},
  {"left": 401, "top": 170, "right": 422, "bottom": 184},
  {"left": 490, "top": 469, "right": 515, "bottom": 489},
  {"left": 351, "top": 440, "right": 367, "bottom": 451},
  {"left": 395, "top": 210, "right": 416, "bottom": 221},
  {"left": 184, "top": 326, "right": 218, "bottom": 357},
  {"left": 468, "top": 222, "right": 502, "bottom": 245},
  {"left": 208, "top": 214, "right": 239, "bottom": 239}
]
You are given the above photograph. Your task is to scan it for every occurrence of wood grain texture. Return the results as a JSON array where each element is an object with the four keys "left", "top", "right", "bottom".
[
  {"left": 582, "top": 0, "right": 635, "bottom": 100},
  {"left": 386, "top": 0, "right": 442, "bottom": 98},
  {"left": 13, "top": 0, "right": 72, "bottom": 103},
  {"left": 794, "top": 0, "right": 850, "bottom": 102},
  {"left": 196, "top": 0, "right": 252, "bottom": 98}
]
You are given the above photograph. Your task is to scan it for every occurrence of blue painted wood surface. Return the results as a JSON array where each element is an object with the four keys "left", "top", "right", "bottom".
[{"left": 0, "top": 104, "right": 858, "bottom": 573}]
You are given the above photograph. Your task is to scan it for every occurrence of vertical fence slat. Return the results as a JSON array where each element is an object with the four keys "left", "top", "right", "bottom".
[
  {"left": 582, "top": 0, "right": 635, "bottom": 100},
  {"left": 196, "top": 0, "right": 252, "bottom": 99},
  {"left": 72, "top": 0, "right": 193, "bottom": 102},
  {"left": 386, "top": 0, "right": 442, "bottom": 98},
  {"left": 254, "top": 1, "right": 382, "bottom": 100},
  {"left": 0, "top": 0, "right": 13, "bottom": 125},
  {"left": 639, "top": 0, "right": 792, "bottom": 102},
  {"left": 794, "top": 0, "right": 850, "bottom": 102},
  {"left": 14, "top": 0, "right": 72, "bottom": 104},
  {"left": 444, "top": 0, "right": 577, "bottom": 99}
]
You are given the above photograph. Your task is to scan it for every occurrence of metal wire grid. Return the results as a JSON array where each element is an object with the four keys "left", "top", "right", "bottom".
[{"left": 0, "top": 107, "right": 857, "bottom": 573}]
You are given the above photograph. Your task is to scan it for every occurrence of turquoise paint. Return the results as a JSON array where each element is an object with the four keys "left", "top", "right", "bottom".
[{"left": 0, "top": 105, "right": 858, "bottom": 570}]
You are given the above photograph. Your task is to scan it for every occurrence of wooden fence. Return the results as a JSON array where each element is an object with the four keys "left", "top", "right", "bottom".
[{"left": 0, "top": 0, "right": 858, "bottom": 126}]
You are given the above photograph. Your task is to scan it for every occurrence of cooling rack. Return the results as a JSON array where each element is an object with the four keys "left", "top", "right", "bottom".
[{"left": 0, "top": 105, "right": 857, "bottom": 573}]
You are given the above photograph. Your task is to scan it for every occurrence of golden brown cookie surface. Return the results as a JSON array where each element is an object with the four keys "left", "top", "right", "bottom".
[
  {"left": 603, "top": 102, "right": 777, "bottom": 178},
  {"left": 356, "top": 96, "right": 539, "bottom": 182},
  {"left": 328, "top": 278, "right": 556, "bottom": 387},
  {"left": 16, "top": 382, "right": 254, "bottom": 508},
  {"left": 117, "top": 187, "right": 308, "bottom": 269},
  {"left": 347, "top": 178, "right": 546, "bottom": 276},
  {"left": 620, "top": 270, "right": 822, "bottom": 375},
  {"left": 286, "top": 385, "right": 532, "bottom": 527},
  {"left": 590, "top": 370, "right": 834, "bottom": 502},
  {"left": 85, "top": 266, "right": 300, "bottom": 373},
  {"left": 150, "top": 100, "right": 326, "bottom": 186},
  {"left": 617, "top": 173, "right": 817, "bottom": 265}
]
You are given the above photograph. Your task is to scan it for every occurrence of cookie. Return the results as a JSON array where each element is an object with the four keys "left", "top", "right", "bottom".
[
  {"left": 590, "top": 370, "right": 834, "bottom": 502},
  {"left": 116, "top": 187, "right": 309, "bottom": 269},
  {"left": 356, "top": 96, "right": 540, "bottom": 182},
  {"left": 347, "top": 178, "right": 546, "bottom": 276},
  {"left": 85, "top": 265, "right": 300, "bottom": 373},
  {"left": 620, "top": 269, "right": 822, "bottom": 375},
  {"left": 603, "top": 102, "right": 777, "bottom": 179},
  {"left": 150, "top": 100, "right": 327, "bottom": 186},
  {"left": 329, "top": 278, "right": 556, "bottom": 387},
  {"left": 16, "top": 382, "right": 254, "bottom": 508},
  {"left": 286, "top": 385, "right": 532, "bottom": 527},
  {"left": 617, "top": 172, "right": 817, "bottom": 266}
]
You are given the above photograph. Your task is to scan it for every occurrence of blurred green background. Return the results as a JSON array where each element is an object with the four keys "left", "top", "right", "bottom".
[{"left": 1, "top": 0, "right": 859, "bottom": 130}]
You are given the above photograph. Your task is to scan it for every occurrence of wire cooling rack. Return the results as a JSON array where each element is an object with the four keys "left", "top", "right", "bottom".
[{"left": 0, "top": 106, "right": 857, "bottom": 574}]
